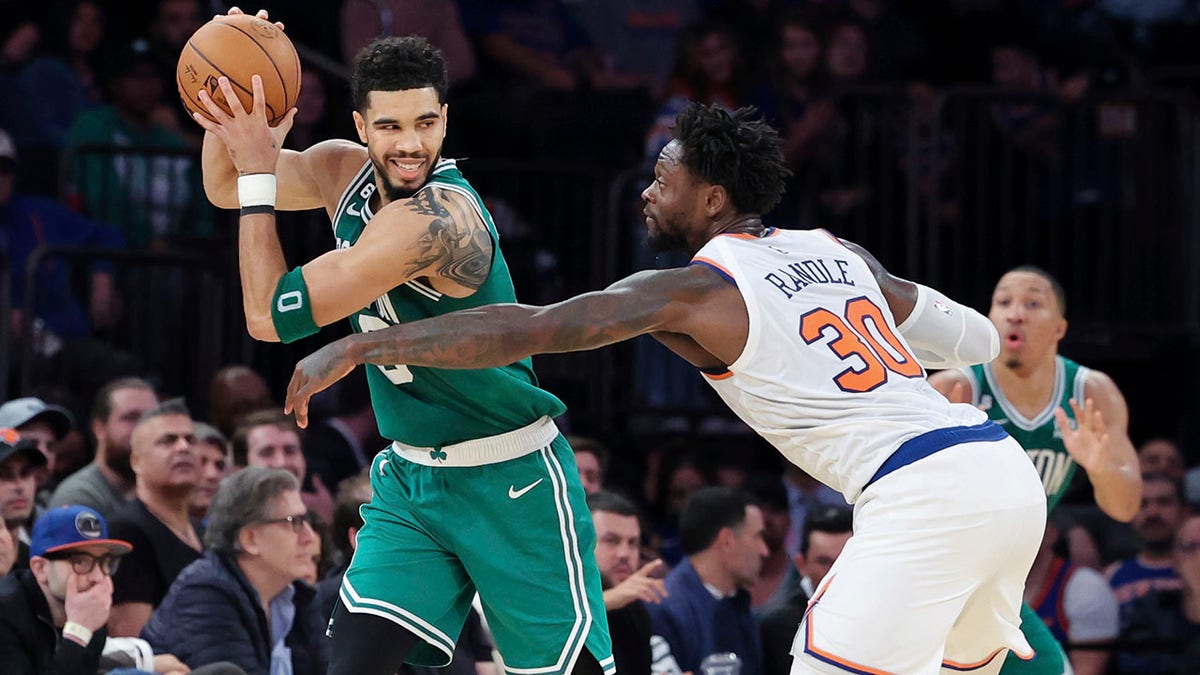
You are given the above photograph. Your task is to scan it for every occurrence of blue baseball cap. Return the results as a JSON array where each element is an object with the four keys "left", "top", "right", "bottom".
[{"left": 31, "top": 505, "right": 132, "bottom": 558}]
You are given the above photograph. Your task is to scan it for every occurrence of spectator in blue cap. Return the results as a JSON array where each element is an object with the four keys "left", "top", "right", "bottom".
[{"left": 0, "top": 503, "right": 131, "bottom": 674}]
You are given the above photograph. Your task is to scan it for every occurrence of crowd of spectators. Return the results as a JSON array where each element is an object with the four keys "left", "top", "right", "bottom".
[
  {"left": 0, "top": 367, "right": 1197, "bottom": 672},
  {"left": 1, "top": 1, "right": 1200, "bottom": 673}
]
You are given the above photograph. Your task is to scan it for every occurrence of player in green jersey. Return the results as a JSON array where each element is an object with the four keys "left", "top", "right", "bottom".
[
  {"left": 930, "top": 266, "right": 1141, "bottom": 675},
  {"left": 192, "top": 12, "right": 611, "bottom": 675}
]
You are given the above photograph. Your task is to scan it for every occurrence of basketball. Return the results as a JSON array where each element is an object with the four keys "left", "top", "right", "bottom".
[{"left": 176, "top": 14, "right": 301, "bottom": 126}]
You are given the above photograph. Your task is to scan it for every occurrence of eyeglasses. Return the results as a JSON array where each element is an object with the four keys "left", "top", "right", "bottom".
[
  {"left": 256, "top": 512, "right": 314, "bottom": 534},
  {"left": 47, "top": 553, "right": 121, "bottom": 576}
]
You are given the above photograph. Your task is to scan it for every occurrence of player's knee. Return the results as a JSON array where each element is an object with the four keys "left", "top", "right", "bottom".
[
  {"left": 328, "top": 600, "right": 423, "bottom": 675},
  {"left": 570, "top": 649, "right": 605, "bottom": 675}
]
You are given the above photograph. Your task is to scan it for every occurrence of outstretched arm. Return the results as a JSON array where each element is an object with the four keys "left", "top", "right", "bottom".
[
  {"left": 1059, "top": 373, "right": 1142, "bottom": 522},
  {"left": 285, "top": 266, "right": 714, "bottom": 425}
]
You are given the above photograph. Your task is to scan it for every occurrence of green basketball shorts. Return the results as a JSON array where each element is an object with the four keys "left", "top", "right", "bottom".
[{"left": 337, "top": 417, "right": 614, "bottom": 675}]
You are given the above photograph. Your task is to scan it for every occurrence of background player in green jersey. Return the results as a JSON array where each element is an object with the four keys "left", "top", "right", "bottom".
[
  {"left": 191, "top": 10, "right": 611, "bottom": 675},
  {"left": 930, "top": 266, "right": 1142, "bottom": 675}
]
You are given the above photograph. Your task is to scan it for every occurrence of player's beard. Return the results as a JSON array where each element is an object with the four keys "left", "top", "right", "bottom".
[
  {"left": 644, "top": 213, "right": 690, "bottom": 253},
  {"left": 374, "top": 151, "right": 441, "bottom": 202},
  {"left": 1004, "top": 356, "right": 1024, "bottom": 370}
]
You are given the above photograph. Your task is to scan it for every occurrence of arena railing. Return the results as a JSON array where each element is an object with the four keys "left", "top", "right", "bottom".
[{"left": 19, "top": 246, "right": 227, "bottom": 413}]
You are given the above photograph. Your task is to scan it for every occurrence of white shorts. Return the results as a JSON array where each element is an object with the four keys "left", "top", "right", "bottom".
[{"left": 790, "top": 433, "right": 1046, "bottom": 675}]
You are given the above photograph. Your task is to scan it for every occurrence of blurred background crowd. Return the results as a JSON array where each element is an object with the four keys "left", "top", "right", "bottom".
[{"left": 2, "top": 0, "right": 1200, "bottom": 673}]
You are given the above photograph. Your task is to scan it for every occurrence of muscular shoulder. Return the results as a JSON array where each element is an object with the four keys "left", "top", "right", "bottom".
[{"left": 306, "top": 140, "right": 369, "bottom": 205}]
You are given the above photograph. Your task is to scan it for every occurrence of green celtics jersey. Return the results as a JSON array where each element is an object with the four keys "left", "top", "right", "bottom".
[
  {"left": 963, "top": 356, "right": 1088, "bottom": 513},
  {"left": 329, "top": 159, "right": 566, "bottom": 448}
]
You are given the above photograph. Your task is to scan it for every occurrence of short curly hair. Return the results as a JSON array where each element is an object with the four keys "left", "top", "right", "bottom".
[
  {"left": 351, "top": 36, "right": 448, "bottom": 111},
  {"left": 671, "top": 103, "right": 790, "bottom": 215}
]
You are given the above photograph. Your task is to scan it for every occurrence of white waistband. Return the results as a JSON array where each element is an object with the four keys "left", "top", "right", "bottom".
[{"left": 389, "top": 416, "right": 560, "bottom": 467}]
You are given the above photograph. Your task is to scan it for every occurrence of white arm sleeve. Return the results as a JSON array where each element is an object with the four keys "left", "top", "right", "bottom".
[{"left": 896, "top": 284, "right": 999, "bottom": 370}]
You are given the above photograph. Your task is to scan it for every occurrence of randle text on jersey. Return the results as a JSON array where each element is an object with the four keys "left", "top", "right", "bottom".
[{"left": 765, "top": 257, "right": 857, "bottom": 299}]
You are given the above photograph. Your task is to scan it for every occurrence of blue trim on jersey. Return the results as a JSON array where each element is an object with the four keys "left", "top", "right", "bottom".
[
  {"left": 864, "top": 421, "right": 1009, "bottom": 490},
  {"left": 688, "top": 260, "right": 736, "bottom": 286}
]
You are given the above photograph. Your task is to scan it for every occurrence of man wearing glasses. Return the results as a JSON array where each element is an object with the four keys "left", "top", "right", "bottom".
[
  {"left": 143, "top": 466, "right": 328, "bottom": 674},
  {"left": 0, "top": 503, "right": 131, "bottom": 674}
]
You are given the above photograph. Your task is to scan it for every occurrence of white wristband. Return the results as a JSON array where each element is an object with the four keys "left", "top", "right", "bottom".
[
  {"left": 237, "top": 173, "right": 277, "bottom": 208},
  {"left": 62, "top": 620, "right": 94, "bottom": 645}
]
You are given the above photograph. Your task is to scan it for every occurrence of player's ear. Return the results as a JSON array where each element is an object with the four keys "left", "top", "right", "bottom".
[
  {"left": 792, "top": 552, "right": 806, "bottom": 575},
  {"left": 352, "top": 110, "right": 367, "bottom": 144},
  {"left": 1055, "top": 316, "right": 1067, "bottom": 341},
  {"left": 704, "top": 184, "right": 728, "bottom": 217}
]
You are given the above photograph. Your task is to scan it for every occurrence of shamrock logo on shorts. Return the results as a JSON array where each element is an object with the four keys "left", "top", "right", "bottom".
[{"left": 429, "top": 448, "right": 448, "bottom": 462}]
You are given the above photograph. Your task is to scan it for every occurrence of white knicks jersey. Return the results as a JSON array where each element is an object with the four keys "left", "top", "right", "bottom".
[{"left": 692, "top": 228, "right": 987, "bottom": 502}]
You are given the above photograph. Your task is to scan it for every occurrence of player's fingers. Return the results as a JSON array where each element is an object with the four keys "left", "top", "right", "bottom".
[
  {"left": 255, "top": 9, "right": 269, "bottom": 19},
  {"left": 196, "top": 89, "right": 232, "bottom": 122},
  {"left": 275, "top": 107, "right": 298, "bottom": 134},
  {"left": 191, "top": 111, "right": 221, "bottom": 134},
  {"left": 217, "top": 77, "right": 246, "bottom": 116},
  {"left": 229, "top": 7, "right": 243, "bottom": 15},
  {"left": 294, "top": 391, "right": 310, "bottom": 429},
  {"left": 251, "top": 74, "right": 266, "bottom": 118}
]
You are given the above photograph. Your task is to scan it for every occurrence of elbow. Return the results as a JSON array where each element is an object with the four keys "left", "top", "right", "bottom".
[
  {"left": 203, "top": 179, "right": 239, "bottom": 210},
  {"left": 245, "top": 314, "right": 280, "bottom": 343},
  {"left": 1108, "top": 501, "right": 1138, "bottom": 524}
]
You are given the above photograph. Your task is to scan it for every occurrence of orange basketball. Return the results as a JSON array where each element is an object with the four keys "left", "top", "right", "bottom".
[{"left": 176, "top": 14, "right": 301, "bottom": 126}]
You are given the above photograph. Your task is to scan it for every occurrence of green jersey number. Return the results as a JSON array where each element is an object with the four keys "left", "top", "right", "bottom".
[{"left": 357, "top": 315, "right": 414, "bottom": 385}]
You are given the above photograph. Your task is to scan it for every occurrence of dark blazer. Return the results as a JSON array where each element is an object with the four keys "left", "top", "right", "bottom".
[
  {"left": 141, "top": 550, "right": 329, "bottom": 675},
  {"left": 0, "top": 568, "right": 106, "bottom": 675}
]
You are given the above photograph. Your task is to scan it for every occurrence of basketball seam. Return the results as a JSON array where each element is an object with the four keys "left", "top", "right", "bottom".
[
  {"left": 183, "top": 41, "right": 271, "bottom": 120},
  {"left": 212, "top": 21, "right": 290, "bottom": 118}
]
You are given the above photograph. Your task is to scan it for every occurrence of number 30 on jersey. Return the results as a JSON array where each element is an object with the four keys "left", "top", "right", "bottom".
[{"left": 801, "top": 296, "right": 922, "bottom": 393}]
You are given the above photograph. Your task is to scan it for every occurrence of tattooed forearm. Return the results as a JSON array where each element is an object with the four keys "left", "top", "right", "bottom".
[
  {"left": 346, "top": 287, "right": 672, "bottom": 371},
  {"left": 401, "top": 188, "right": 491, "bottom": 288}
]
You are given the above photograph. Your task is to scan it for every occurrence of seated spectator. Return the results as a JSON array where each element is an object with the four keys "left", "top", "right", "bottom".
[
  {"left": 760, "top": 504, "right": 852, "bottom": 675},
  {"left": 644, "top": 19, "right": 746, "bottom": 160},
  {"left": 568, "top": 435, "right": 608, "bottom": 495},
  {"left": 64, "top": 40, "right": 211, "bottom": 249},
  {"left": 142, "top": 467, "right": 329, "bottom": 674},
  {"left": 1108, "top": 473, "right": 1186, "bottom": 605},
  {"left": 1140, "top": 438, "right": 1185, "bottom": 482},
  {"left": 1026, "top": 516, "right": 1119, "bottom": 675},
  {"left": 0, "top": 396, "right": 74, "bottom": 502},
  {"left": 0, "top": 127, "right": 124, "bottom": 357},
  {"left": 4, "top": 0, "right": 107, "bottom": 189},
  {"left": 49, "top": 377, "right": 159, "bottom": 517},
  {"left": 647, "top": 486, "right": 766, "bottom": 674},
  {"left": 746, "top": 476, "right": 792, "bottom": 609},
  {"left": 1122, "top": 513, "right": 1200, "bottom": 674},
  {"left": 208, "top": 365, "right": 274, "bottom": 439},
  {"left": 588, "top": 490, "right": 667, "bottom": 675},
  {"left": 1109, "top": 474, "right": 1189, "bottom": 674},
  {"left": 106, "top": 399, "right": 201, "bottom": 637},
  {"left": 1, "top": 429, "right": 47, "bottom": 570},
  {"left": 0, "top": 504, "right": 131, "bottom": 674},
  {"left": 190, "top": 422, "right": 230, "bottom": 523},
  {"left": 232, "top": 409, "right": 333, "bottom": 525}
]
